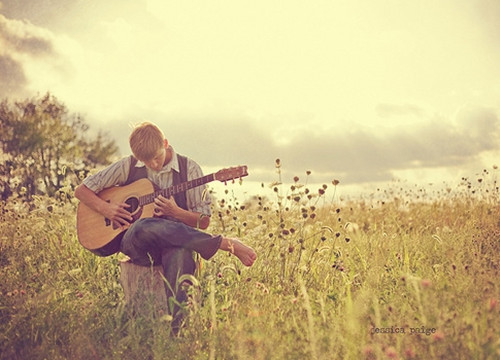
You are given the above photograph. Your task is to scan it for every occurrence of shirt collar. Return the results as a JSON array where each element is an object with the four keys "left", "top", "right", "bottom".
[{"left": 135, "top": 146, "right": 179, "bottom": 173}]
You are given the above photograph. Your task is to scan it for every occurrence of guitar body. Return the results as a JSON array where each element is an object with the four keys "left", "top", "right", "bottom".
[{"left": 77, "top": 178, "right": 156, "bottom": 256}]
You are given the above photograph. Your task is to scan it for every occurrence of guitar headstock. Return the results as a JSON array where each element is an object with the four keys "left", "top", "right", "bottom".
[{"left": 215, "top": 165, "right": 248, "bottom": 184}]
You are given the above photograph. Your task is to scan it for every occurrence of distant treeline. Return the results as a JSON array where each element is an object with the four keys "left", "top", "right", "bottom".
[{"left": 0, "top": 92, "right": 119, "bottom": 202}]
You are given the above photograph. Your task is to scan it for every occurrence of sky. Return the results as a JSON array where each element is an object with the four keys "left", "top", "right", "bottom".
[{"left": 1, "top": 0, "right": 499, "bottom": 197}]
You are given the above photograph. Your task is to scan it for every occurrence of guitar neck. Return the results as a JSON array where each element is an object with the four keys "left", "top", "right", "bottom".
[{"left": 139, "top": 173, "right": 216, "bottom": 205}]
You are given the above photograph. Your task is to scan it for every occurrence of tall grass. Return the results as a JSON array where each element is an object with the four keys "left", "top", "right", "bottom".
[{"left": 1, "top": 165, "right": 499, "bottom": 359}]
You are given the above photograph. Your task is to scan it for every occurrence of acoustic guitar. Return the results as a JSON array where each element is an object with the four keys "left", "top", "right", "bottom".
[{"left": 76, "top": 165, "right": 248, "bottom": 256}]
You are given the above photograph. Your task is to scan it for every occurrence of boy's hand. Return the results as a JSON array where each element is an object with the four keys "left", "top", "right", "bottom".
[
  {"left": 153, "top": 195, "right": 179, "bottom": 218},
  {"left": 105, "top": 202, "right": 132, "bottom": 228}
]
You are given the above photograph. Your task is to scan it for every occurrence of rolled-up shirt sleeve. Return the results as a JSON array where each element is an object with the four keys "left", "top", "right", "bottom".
[{"left": 82, "top": 157, "right": 131, "bottom": 193}]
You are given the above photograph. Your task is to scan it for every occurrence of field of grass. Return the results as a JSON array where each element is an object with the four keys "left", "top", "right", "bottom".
[{"left": 1, "top": 165, "right": 499, "bottom": 359}]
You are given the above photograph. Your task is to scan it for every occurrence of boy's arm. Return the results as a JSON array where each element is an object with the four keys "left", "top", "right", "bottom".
[
  {"left": 74, "top": 183, "right": 133, "bottom": 227},
  {"left": 75, "top": 156, "right": 132, "bottom": 227},
  {"left": 153, "top": 195, "right": 210, "bottom": 229}
]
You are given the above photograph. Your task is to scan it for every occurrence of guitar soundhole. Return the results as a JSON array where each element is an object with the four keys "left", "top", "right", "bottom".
[{"left": 125, "top": 197, "right": 139, "bottom": 214}]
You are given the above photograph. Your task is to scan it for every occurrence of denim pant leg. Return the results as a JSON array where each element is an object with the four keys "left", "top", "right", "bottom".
[
  {"left": 120, "top": 217, "right": 222, "bottom": 266},
  {"left": 120, "top": 217, "right": 221, "bottom": 329}
]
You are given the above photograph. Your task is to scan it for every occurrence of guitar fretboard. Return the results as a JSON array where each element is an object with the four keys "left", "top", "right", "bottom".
[{"left": 138, "top": 173, "right": 216, "bottom": 206}]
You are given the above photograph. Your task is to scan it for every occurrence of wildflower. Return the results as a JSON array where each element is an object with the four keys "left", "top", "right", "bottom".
[
  {"left": 306, "top": 170, "right": 311, "bottom": 175},
  {"left": 432, "top": 331, "right": 445, "bottom": 341},
  {"left": 489, "top": 297, "right": 497, "bottom": 311},
  {"left": 332, "top": 179, "right": 340, "bottom": 186},
  {"left": 345, "top": 237, "right": 350, "bottom": 243},
  {"left": 293, "top": 176, "right": 299, "bottom": 182},
  {"left": 421, "top": 279, "right": 432, "bottom": 288},
  {"left": 362, "top": 345, "right": 374, "bottom": 357},
  {"left": 404, "top": 347, "right": 416, "bottom": 358},
  {"left": 385, "top": 347, "right": 398, "bottom": 358}
]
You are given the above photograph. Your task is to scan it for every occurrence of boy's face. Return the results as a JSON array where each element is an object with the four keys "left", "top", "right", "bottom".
[{"left": 142, "top": 140, "right": 168, "bottom": 171}]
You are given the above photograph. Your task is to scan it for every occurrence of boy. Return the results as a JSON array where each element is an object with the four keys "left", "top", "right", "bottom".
[{"left": 74, "top": 122, "right": 256, "bottom": 330}]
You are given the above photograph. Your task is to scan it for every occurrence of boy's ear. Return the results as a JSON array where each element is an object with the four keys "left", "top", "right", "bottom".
[{"left": 164, "top": 139, "right": 169, "bottom": 148}]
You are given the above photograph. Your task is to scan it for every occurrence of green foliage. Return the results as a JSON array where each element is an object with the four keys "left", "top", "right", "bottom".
[
  {"left": 0, "top": 165, "right": 499, "bottom": 359},
  {"left": 0, "top": 93, "right": 119, "bottom": 201}
]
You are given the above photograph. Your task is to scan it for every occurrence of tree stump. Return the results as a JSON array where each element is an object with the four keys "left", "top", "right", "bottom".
[{"left": 119, "top": 257, "right": 167, "bottom": 312}]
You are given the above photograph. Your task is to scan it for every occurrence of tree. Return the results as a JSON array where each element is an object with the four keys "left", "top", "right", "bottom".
[{"left": 0, "top": 92, "right": 119, "bottom": 202}]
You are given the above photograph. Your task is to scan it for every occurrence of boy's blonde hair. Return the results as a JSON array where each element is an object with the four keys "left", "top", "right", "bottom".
[{"left": 129, "top": 122, "right": 167, "bottom": 161}]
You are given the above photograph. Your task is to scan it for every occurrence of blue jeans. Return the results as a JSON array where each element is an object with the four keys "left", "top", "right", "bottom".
[{"left": 120, "top": 217, "right": 222, "bottom": 329}]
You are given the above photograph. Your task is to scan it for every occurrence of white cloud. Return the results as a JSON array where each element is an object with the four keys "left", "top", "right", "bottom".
[{"left": 1, "top": 0, "right": 500, "bottom": 191}]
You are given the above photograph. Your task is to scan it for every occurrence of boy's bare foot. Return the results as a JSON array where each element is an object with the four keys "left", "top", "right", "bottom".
[{"left": 220, "top": 237, "right": 257, "bottom": 266}]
